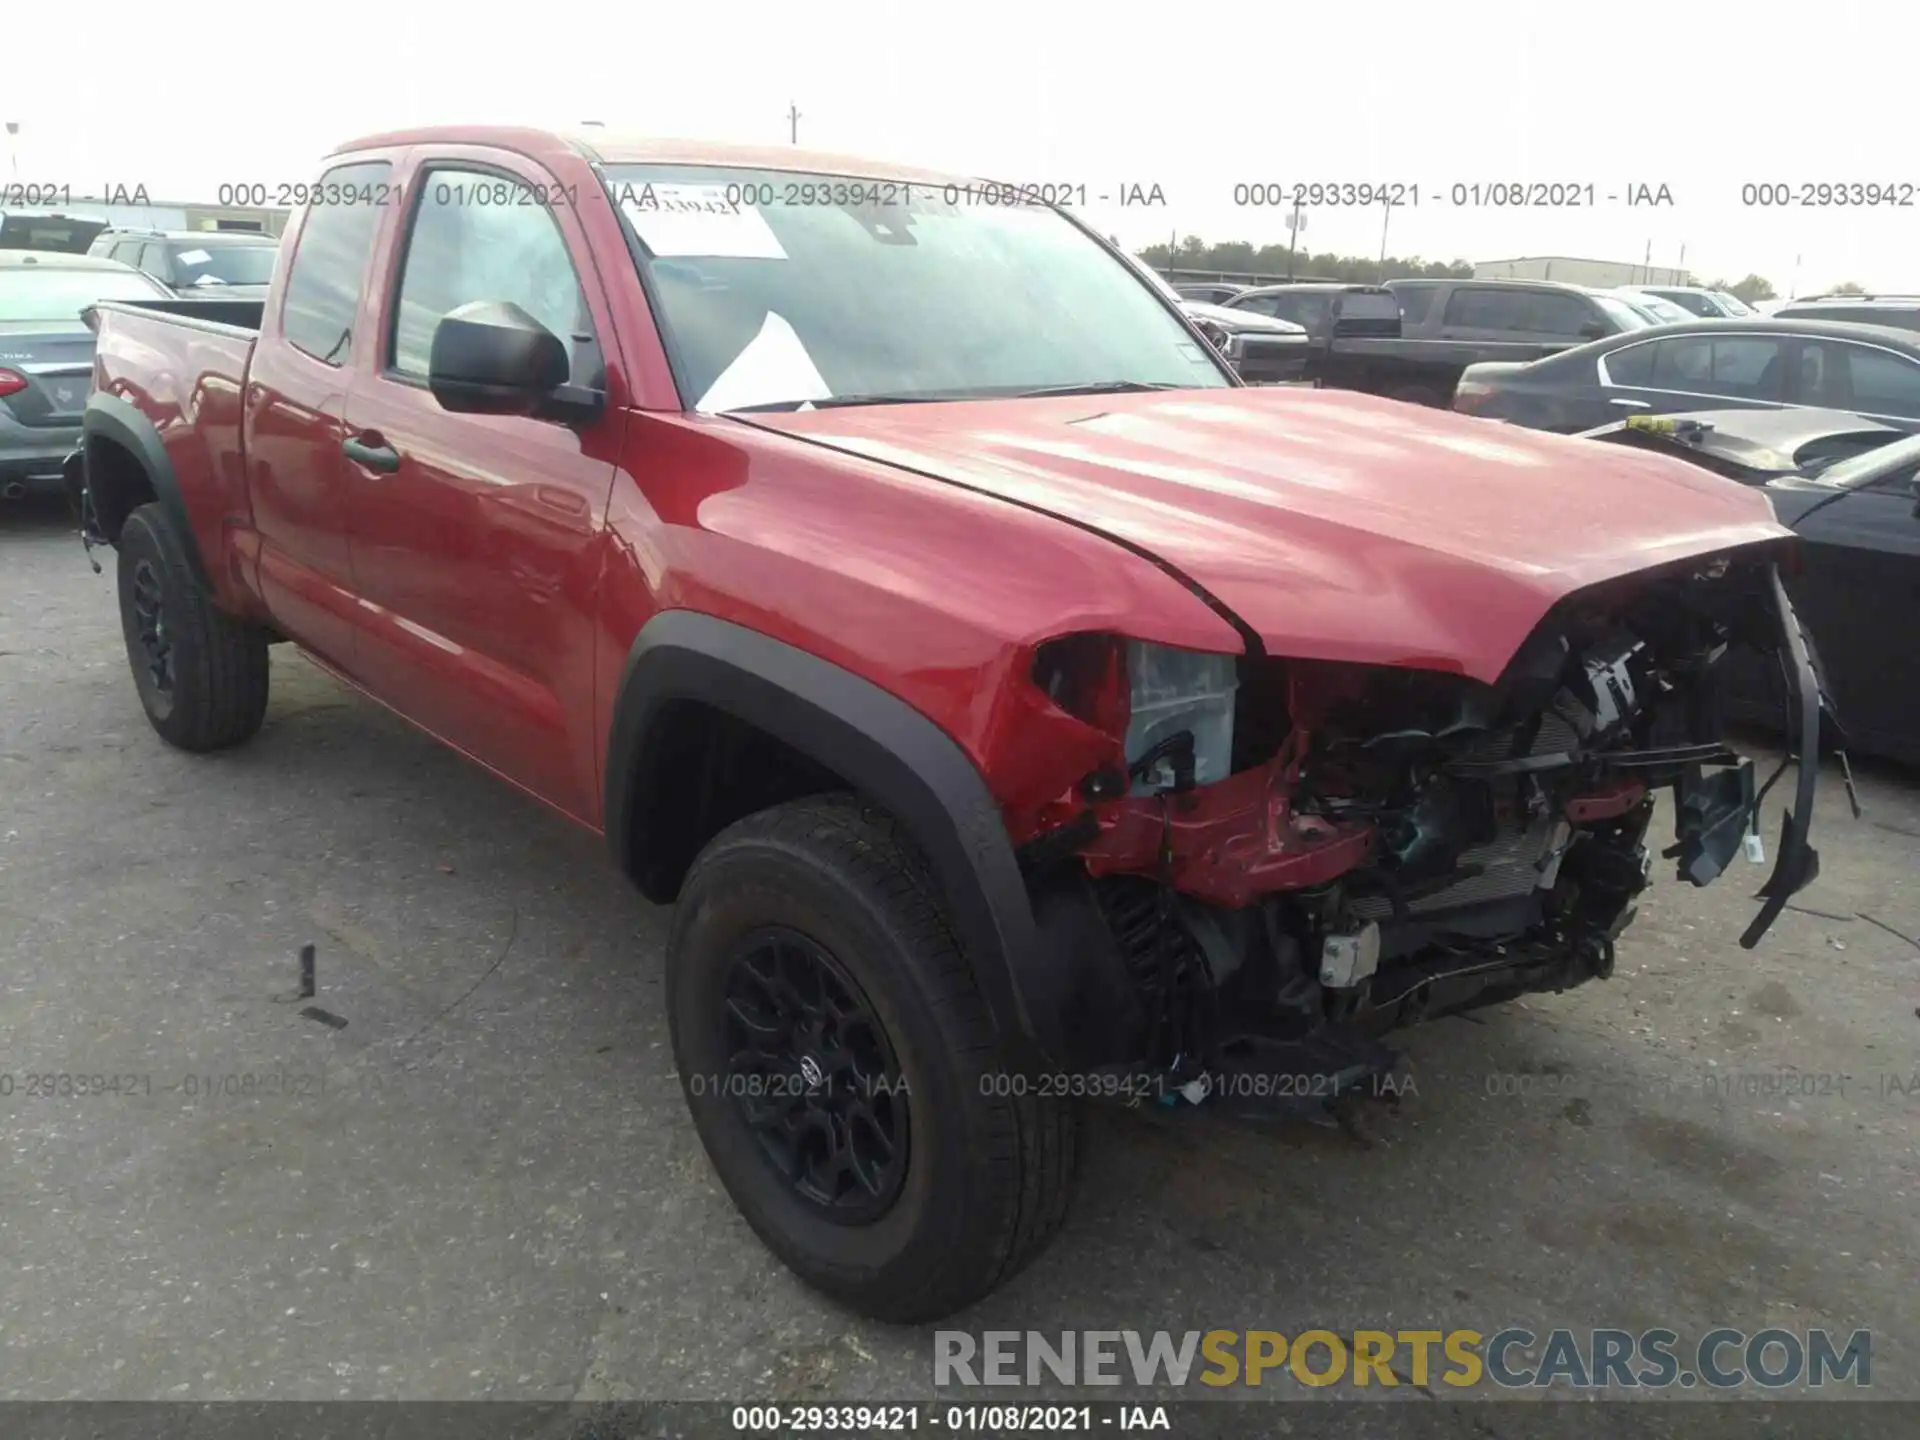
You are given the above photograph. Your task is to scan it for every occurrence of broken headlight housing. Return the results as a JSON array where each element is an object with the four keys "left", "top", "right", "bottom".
[{"left": 1033, "top": 635, "right": 1239, "bottom": 795}]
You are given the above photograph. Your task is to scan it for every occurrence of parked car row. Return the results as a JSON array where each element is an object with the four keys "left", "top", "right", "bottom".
[
  {"left": 0, "top": 227, "right": 282, "bottom": 501},
  {"left": 1452, "top": 320, "right": 1920, "bottom": 434}
]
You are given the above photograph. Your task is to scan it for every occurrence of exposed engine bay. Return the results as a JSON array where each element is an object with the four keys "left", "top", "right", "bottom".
[{"left": 1020, "top": 550, "right": 1827, "bottom": 1115}]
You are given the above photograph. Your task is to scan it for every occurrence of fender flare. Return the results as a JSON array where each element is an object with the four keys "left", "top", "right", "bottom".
[
  {"left": 81, "top": 391, "right": 211, "bottom": 589},
  {"left": 606, "top": 611, "right": 1060, "bottom": 1066}
]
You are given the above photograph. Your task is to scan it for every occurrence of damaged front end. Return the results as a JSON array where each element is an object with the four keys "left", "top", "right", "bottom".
[{"left": 1014, "top": 550, "right": 1826, "bottom": 1116}]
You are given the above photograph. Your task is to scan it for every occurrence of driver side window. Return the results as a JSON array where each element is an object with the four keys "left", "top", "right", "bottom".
[{"left": 388, "top": 168, "right": 601, "bottom": 387}]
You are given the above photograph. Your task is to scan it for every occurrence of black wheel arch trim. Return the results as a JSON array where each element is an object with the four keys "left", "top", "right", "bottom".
[
  {"left": 606, "top": 611, "right": 1059, "bottom": 1066},
  {"left": 80, "top": 390, "right": 212, "bottom": 590}
]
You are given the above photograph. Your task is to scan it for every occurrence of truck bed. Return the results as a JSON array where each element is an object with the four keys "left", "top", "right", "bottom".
[
  {"left": 1304, "top": 334, "right": 1574, "bottom": 402},
  {"left": 85, "top": 299, "right": 262, "bottom": 616},
  {"left": 97, "top": 296, "right": 265, "bottom": 333}
]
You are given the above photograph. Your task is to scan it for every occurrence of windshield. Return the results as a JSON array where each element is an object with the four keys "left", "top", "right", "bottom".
[
  {"left": 602, "top": 165, "right": 1230, "bottom": 410},
  {"left": 1592, "top": 294, "right": 1652, "bottom": 331},
  {"left": 174, "top": 243, "right": 277, "bottom": 287},
  {"left": 0, "top": 266, "right": 165, "bottom": 320},
  {"left": 1811, "top": 432, "right": 1920, "bottom": 488}
]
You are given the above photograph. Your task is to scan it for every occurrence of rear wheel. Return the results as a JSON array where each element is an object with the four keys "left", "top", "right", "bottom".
[
  {"left": 115, "top": 502, "right": 269, "bottom": 751},
  {"left": 667, "top": 794, "right": 1078, "bottom": 1322}
]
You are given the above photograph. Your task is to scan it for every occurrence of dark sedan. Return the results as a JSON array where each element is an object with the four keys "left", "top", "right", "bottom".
[
  {"left": 1452, "top": 319, "right": 1920, "bottom": 436},
  {"left": 1, "top": 252, "right": 170, "bottom": 500},
  {"left": 1586, "top": 411, "right": 1920, "bottom": 767}
]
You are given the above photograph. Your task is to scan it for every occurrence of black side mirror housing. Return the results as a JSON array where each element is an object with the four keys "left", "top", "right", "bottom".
[
  {"left": 428, "top": 300, "right": 570, "bottom": 417},
  {"left": 1580, "top": 322, "right": 1610, "bottom": 340}
]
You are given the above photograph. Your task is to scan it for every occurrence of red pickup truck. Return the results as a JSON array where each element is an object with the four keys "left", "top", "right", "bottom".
[{"left": 74, "top": 125, "right": 1824, "bottom": 1323}]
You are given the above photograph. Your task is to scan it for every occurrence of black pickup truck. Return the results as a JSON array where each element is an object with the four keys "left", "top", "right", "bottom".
[{"left": 1220, "top": 282, "right": 1593, "bottom": 406}]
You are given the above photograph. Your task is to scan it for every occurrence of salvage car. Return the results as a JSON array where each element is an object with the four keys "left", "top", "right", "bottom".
[
  {"left": 1454, "top": 319, "right": 1920, "bottom": 434},
  {"left": 1, "top": 251, "right": 168, "bottom": 500},
  {"left": 1613, "top": 290, "right": 1696, "bottom": 325},
  {"left": 74, "top": 126, "right": 1826, "bottom": 1323},
  {"left": 1586, "top": 413, "right": 1920, "bottom": 766},
  {"left": 1637, "top": 285, "right": 1757, "bottom": 319}
]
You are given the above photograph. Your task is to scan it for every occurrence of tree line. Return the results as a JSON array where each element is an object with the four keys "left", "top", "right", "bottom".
[
  {"left": 1134, "top": 237, "right": 1862, "bottom": 304},
  {"left": 1136, "top": 237, "right": 1472, "bottom": 286}
]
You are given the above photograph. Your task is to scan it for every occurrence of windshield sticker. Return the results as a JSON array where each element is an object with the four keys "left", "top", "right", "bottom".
[
  {"left": 176, "top": 248, "right": 212, "bottom": 264},
  {"left": 618, "top": 185, "right": 788, "bottom": 261},
  {"left": 695, "top": 311, "right": 831, "bottom": 413}
]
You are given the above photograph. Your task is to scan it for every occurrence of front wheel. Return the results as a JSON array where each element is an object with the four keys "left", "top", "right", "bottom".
[
  {"left": 667, "top": 794, "right": 1078, "bottom": 1322},
  {"left": 115, "top": 502, "right": 269, "bottom": 751}
]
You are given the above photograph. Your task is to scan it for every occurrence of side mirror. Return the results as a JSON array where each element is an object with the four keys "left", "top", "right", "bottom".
[
  {"left": 428, "top": 300, "right": 569, "bottom": 417},
  {"left": 1580, "top": 322, "right": 1610, "bottom": 340}
]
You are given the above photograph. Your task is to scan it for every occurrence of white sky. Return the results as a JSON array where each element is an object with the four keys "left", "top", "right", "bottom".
[{"left": 8, "top": 0, "right": 1915, "bottom": 295}]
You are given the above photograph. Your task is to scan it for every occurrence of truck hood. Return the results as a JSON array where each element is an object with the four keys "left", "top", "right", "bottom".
[{"left": 747, "top": 387, "right": 1792, "bottom": 683}]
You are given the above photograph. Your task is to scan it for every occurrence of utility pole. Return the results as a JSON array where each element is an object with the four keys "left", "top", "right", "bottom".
[
  {"left": 1378, "top": 200, "right": 1395, "bottom": 265},
  {"left": 1286, "top": 201, "right": 1304, "bottom": 280},
  {"left": 1677, "top": 243, "right": 1686, "bottom": 283},
  {"left": 787, "top": 102, "right": 801, "bottom": 146},
  {"left": 4, "top": 122, "right": 18, "bottom": 182}
]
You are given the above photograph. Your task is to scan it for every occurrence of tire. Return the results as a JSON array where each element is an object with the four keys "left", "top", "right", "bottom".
[
  {"left": 668, "top": 793, "right": 1078, "bottom": 1322},
  {"left": 116, "top": 502, "right": 269, "bottom": 751}
]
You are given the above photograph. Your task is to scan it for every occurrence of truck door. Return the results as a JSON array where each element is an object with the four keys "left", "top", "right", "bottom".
[
  {"left": 336, "top": 155, "right": 621, "bottom": 824},
  {"left": 243, "top": 158, "right": 397, "bottom": 675}
]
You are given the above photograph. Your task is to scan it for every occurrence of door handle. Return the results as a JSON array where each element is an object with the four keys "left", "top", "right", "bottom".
[
  {"left": 1609, "top": 398, "right": 1650, "bottom": 409},
  {"left": 342, "top": 434, "right": 401, "bottom": 473}
]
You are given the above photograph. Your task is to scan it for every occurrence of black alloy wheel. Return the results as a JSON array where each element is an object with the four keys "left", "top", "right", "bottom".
[
  {"left": 130, "top": 557, "right": 175, "bottom": 706},
  {"left": 723, "top": 926, "right": 909, "bottom": 1223}
]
